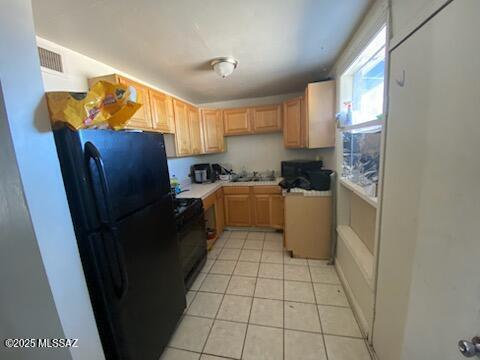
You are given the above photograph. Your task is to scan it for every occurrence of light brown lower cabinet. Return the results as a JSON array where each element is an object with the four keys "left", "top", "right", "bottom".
[
  {"left": 215, "top": 189, "right": 225, "bottom": 234},
  {"left": 224, "top": 186, "right": 284, "bottom": 229},
  {"left": 284, "top": 194, "right": 331, "bottom": 259},
  {"left": 253, "top": 194, "right": 271, "bottom": 227},
  {"left": 202, "top": 188, "right": 226, "bottom": 249},
  {"left": 270, "top": 195, "right": 284, "bottom": 229},
  {"left": 224, "top": 194, "right": 252, "bottom": 227}
]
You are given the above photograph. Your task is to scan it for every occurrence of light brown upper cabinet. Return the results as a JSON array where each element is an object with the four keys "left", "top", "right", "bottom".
[
  {"left": 283, "top": 96, "right": 305, "bottom": 148},
  {"left": 149, "top": 90, "right": 175, "bottom": 133},
  {"left": 201, "top": 109, "right": 225, "bottom": 153},
  {"left": 304, "top": 80, "right": 336, "bottom": 148},
  {"left": 251, "top": 104, "right": 282, "bottom": 133},
  {"left": 172, "top": 99, "right": 191, "bottom": 156},
  {"left": 187, "top": 106, "right": 203, "bottom": 155},
  {"left": 88, "top": 74, "right": 153, "bottom": 130},
  {"left": 223, "top": 107, "right": 251, "bottom": 135}
]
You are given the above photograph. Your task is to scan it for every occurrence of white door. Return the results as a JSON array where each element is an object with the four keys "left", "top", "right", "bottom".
[{"left": 373, "top": 1, "right": 480, "bottom": 359}]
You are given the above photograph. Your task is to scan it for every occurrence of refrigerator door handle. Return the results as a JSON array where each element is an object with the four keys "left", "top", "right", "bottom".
[{"left": 84, "top": 141, "right": 129, "bottom": 301}]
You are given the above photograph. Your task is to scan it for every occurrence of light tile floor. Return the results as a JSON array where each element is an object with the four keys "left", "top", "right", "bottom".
[{"left": 163, "top": 230, "right": 372, "bottom": 360}]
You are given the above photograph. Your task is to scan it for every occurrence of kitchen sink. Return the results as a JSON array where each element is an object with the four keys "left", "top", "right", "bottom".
[{"left": 230, "top": 175, "right": 276, "bottom": 182}]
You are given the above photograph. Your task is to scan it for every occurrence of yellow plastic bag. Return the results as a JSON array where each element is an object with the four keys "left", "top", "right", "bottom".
[{"left": 46, "top": 81, "right": 142, "bottom": 130}]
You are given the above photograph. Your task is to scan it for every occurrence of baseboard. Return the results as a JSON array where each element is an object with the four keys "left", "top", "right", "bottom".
[{"left": 335, "top": 257, "right": 369, "bottom": 338}]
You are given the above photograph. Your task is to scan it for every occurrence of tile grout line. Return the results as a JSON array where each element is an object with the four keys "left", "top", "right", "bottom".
[
  {"left": 309, "top": 261, "right": 330, "bottom": 360},
  {"left": 199, "top": 230, "right": 234, "bottom": 357},
  {"left": 202, "top": 230, "right": 249, "bottom": 359},
  {"left": 182, "top": 313, "right": 364, "bottom": 340},
  {"left": 239, "top": 230, "right": 261, "bottom": 360}
]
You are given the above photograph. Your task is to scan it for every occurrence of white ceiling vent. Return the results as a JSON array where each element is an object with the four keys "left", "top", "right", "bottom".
[{"left": 38, "top": 46, "right": 64, "bottom": 73}]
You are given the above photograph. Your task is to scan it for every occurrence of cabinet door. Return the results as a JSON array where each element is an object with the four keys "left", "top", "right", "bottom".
[
  {"left": 172, "top": 100, "right": 191, "bottom": 156},
  {"left": 224, "top": 194, "right": 251, "bottom": 226},
  {"left": 251, "top": 104, "right": 282, "bottom": 133},
  {"left": 283, "top": 97, "right": 304, "bottom": 148},
  {"left": 270, "top": 195, "right": 284, "bottom": 229},
  {"left": 223, "top": 108, "right": 251, "bottom": 135},
  {"left": 188, "top": 106, "right": 203, "bottom": 154},
  {"left": 253, "top": 194, "right": 271, "bottom": 227},
  {"left": 117, "top": 76, "right": 153, "bottom": 130},
  {"left": 215, "top": 189, "right": 225, "bottom": 235},
  {"left": 202, "top": 109, "right": 224, "bottom": 153},
  {"left": 150, "top": 90, "right": 174, "bottom": 133},
  {"left": 305, "top": 80, "right": 336, "bottom": 148}
]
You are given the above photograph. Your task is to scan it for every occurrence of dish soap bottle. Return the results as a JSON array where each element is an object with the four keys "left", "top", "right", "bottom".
[
  {"left": 170, "top": 175, "right": 181, "bottom": 194},
  {"left": 345, "top": 102, "right": 353, "bottom": 126}
]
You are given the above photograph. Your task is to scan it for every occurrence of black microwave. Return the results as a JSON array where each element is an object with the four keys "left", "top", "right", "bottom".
[{"left": 281, "top": 160, "right": 323, "bottom": 178}]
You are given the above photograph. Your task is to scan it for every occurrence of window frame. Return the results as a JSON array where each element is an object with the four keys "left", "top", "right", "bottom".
[{"left": 340, "top": 25, "right": 387, "bottom": 128}]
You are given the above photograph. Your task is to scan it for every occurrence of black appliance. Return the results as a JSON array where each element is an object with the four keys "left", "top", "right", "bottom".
[
  {"left": 173, "top": 197, "right": 207, "bottom": 289},
  {"left": 190, "top": 163, "right": 214, "bottom": 183},
  {"left": 212, "top": 163, "right": 232, "bottom": 176},
  {"left": 281, "top": 159, "right": 323, "bottom": 178},
  {"left": 53, "top": 125, "right": 186, "bottom": 360},
  {"left": 305, "top": 169, "right": 333, "bottom": 191},
  {"left": 280, "top": 160, "right": 332, "bottom": 191}
]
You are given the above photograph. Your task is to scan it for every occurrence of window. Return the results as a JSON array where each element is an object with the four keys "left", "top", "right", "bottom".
[
  {"left": 341, "top": 26, "right": 386, "bottom": 125},
  {"left": 339, "top": 25, "right": 387, "bottom": 197},
  {"left": 342, "top": 125, "right": 382, "bottom": 196}
]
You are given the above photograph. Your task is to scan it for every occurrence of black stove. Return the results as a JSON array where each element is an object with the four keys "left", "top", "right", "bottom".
[
  {"left": 173, "top": 197, "right": 201, "bottom": 217},
  {"left": 172, "top": 197, "right": 206, "bottom": 290}
]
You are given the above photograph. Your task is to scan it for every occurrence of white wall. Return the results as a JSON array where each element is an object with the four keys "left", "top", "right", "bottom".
[
  {"left": 0, "top": 68, "right": 68, "bottom": 360},
  {"left": 0, "top": 2, "right": 104, "bottom": 359},
  {"left": 168, "top": 131, "right": 334, "bottom": 181},
  {"left": 38, "top": 37, "right": 195, "bottom": 105}
]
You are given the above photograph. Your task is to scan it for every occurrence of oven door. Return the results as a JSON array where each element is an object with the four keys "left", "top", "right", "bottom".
[{"left": 177, "top": 210, "right": 207, "bottom": 286}]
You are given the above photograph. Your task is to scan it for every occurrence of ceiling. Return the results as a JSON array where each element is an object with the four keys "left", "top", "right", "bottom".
[{"left": 32, "top": 0, "right": 371, "bottom": 103}]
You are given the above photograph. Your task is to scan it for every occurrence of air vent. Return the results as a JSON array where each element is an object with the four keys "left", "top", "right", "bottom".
[{"left": 38, "top": 46, "right": 63, "bottom": 73}]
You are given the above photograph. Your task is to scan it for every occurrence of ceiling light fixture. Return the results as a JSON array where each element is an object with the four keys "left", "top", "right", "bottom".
[{"left": 210, "top": 57, "right": 238, "bottom": 78}]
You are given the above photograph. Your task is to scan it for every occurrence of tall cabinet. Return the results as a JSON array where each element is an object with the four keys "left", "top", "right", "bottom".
[{"left": 282, "top": 80, "right": 336, "bottom": 149}]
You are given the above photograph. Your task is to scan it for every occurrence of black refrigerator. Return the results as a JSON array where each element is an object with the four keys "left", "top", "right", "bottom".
[{"left": 53, "top": 125, "right": 186, "bottom": 360}]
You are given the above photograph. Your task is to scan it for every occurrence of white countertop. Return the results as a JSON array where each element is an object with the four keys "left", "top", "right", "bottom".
[
  {"left": 176, "top": 181, "right": 224, "bottom": 200},
  {"left": 176, "top": 178, "right": 331, "bottom": 199},
  {"left": 283, "top": 188, "right": 332, "bottom": 197}
]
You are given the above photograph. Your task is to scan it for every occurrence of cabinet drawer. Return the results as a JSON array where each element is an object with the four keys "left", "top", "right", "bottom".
[
  {"left": 252, "top": 186, "right": 281, "bottom": 194},
  {"left": 223, "top": 186, "right": 250, "bottom": 195}
]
